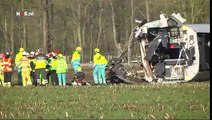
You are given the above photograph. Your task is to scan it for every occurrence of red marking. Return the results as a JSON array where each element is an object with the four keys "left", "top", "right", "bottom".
[
  {"left": 20, "top": 11, "right": 24, "bottom": 16},
  {"left": 169, "top": 44, "right": 175, "bottom": 48}
]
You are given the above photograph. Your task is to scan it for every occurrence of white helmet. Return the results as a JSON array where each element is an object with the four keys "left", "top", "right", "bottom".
[
  {"left": 30, "top": 51, "right": 35, "bottom": 55},
  {"left": 22, "top": 51, "right": 29, "bottom": 56}
]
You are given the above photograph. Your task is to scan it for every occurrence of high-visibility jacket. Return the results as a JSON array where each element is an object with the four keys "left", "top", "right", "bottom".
[
  {"left": 19, "top": 57, "right": 31, "bottom": 71},
  {"left": 2, "top": 57, "right": 13, "bottom": 72},
  {"left": 0, "top": 60, "right": 3, "bottom": 71},
  {"left": 93, "top": 53, "right": 108, "bottom": 65},
  {"left": 34, "top": 53, "right": 47, "bottom": 69},
  {"left": 15, "top": 52, "right": 22, "bottom": 67},
  {"left": 56, "top": 57, "right": 68, "bottom": 73},
  {"left": 93, "top": 53, "right": 102, "bottom": 65},
  {"left": 71, "top": 51, "right": 81, "bottom": 64},
  {"left": 49, "top": 57, "right": 57, "bottom": 70},
  {"left": 100, "top": 55, "right": 108, "bottom": 65}
]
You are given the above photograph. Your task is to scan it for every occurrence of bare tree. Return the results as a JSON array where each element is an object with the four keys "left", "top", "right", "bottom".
[
  {"left": 145, "top": 0, "right": 150, "bottom": 22},
  {"left": 110, "top": 0, "right": 119, "bottom": 56},
  {"left": 21, "top": 0, "right": 27, "bottom": 49},
  {"left": 130, "top": 0, "right": 134, "bottom": 30},
  {"left": 96, "top": 0, "right": 103, "bottom": 47},
  {"left": 43, "top": 0, "right": 47, "bottom": 52},
  {"left": 11, "top": 0, "right": 14, "bottom": 54}
]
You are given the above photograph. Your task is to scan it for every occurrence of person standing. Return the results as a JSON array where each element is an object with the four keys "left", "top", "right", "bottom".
[
  {"left": 2, "top": 52, "right": 13, "bottom": 87},
  {"left": 47, "top": 52, "right": 58, "bottom": 85},
  {"left": 56, "top": 54, "right": 68, "bottom": 86},
  {"left": 98, "top": 52, "right": 108, "bottom": 84},
  {"left": 19, "top": 51, "right": 32, "bottom": 86},
  {"left": 0, "top": 54, "right": 4, "bottom": 86},
  {"left": 71, "top": 47, "right": 82, "bottom": 72},
  {"left": 93, "top": 48, "right": 101, "bottom": 84},
  {"left": 34, "top": 48, "right": 48, "bottom": 85},
  {"left": 28, "top": 51, "right": 36, "bottom": 86},
  {"left": 93, "top": 48, "right": 108, "bottom": 84},
  {"left": 15, "top": 47, "right": 24, "bottom": 85}
]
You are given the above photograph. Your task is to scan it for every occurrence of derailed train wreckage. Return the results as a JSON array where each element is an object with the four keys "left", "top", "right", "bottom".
[{"left": 107, "top": 13, "right": 210, "bottom": 84}]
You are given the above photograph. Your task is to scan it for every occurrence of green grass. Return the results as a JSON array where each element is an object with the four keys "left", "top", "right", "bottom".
[{"left": 0, "top": 82, "right": 210, "bottom": 119}]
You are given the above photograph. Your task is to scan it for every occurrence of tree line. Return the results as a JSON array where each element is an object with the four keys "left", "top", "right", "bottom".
[{"left": 0, "top": 0, "right": 210, "bottom": 62}]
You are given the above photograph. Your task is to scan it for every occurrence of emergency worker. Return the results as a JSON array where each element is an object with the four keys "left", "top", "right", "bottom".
[
  {"left": 34, "top": 48, "right": 48, "bottom": 85},
  {"left": 73, "top": 67, "right": 86, "bottom": 85},
  {"left": 2, "top": 52, "right": 13, "bottom": 87},
  {"left": 28, "top": 51, "right": 36, "bottom": 85},
  {"left": 93, "top": 48, "right": 108, "bottom": 84},
  {"left": 15, "top": 47, "right": 24, "bottom": 85},
  {"left": 71, "top": 47, "right": 82, "bottom": 72},
  {"left": 0, "top": 54, "right": 4, "bottom": 85},
  {"left": 19, "top": 51, "right": 32, "bottom": 86},
  {"left": 47, "top": 52, "right": 58, "bottom": 85},
  {"left": 55, "top": 49, "right": 61, "bottom": 57},
  {"left": 56, "top": 54, "right": 68, "bottom": 86}
]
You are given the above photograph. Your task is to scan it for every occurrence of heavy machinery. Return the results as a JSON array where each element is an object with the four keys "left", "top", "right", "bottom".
[{"left": 107, "top": 13, "right": 210, "bottom": 84}]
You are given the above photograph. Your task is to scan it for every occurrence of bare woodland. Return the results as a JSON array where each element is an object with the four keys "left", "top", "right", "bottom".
[{"left": 0, "top": 0, "right": 210, "bottom": 62}]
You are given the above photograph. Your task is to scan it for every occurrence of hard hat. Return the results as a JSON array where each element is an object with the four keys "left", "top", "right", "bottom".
[
  {"left": 49, "top": 53, "right": 53, "bottom": 57},
  {"left": 19, "top": 48, "right": 24, "bottom": 52},
  {"left": 94, "top": 48, "right": 100, "bottom": 53},
  {"left": 22, "top": 51, "right": 27, "bottom": 56},
  {"left": 6, "top": 52, "right": 10, "bottom": 56},
  {"left": 55, "top": 49, "right": 60, "bottom": 54},
  {"left": 58, "top": 53, "right": 63, "bottom": 57},
  {"left": 38, "top": 48, "right": 43, "bottom": 53},
  {"left": 30, "top": 51, "right": 35, "bottom": 55},
  {"left": 76, "top": 47, "right": 82, "bottom": 51},
  {"left": 77, "top": 67, "right": 82, "bottom": 71}
]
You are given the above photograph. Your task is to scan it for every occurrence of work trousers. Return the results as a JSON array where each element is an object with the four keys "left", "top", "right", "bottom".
[
  {"left": 47, "top": 70, "right": 58, "bottom": 85},
  {"left": 72, "top": 63, "right": 80, "bottom": 72},
  {"left": 57, "top": 73, "right": 66, "bottom": 86},
  {"left": 4, "top": 72, "right": 12, "bottom": 87},
  {"left": 21, "top": 68, "right": 32, "bottom": 86},
  {"left": 35, "top": 68, "right": 48, "bottom": 85},
  {"left": 16, "top": 67, "right": 22, "bottom": 85},
  {"left": 93, "top": 64, "right": 106, "bottom": 84},
  {"left": 30, "top": 71, "right": 36, "bottom": 86}
]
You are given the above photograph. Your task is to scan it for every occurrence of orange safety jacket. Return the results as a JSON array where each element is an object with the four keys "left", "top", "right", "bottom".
[{"left": 2, "top": 57, "right": 13, "bottom": 72}]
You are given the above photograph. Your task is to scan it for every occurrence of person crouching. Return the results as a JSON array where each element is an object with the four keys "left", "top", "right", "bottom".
[
  {"left": 56, "top": 54, "right": 68, "bottom": 86},
  {"left": 74, "top": 67, "right": 86, "bottom": 86}
]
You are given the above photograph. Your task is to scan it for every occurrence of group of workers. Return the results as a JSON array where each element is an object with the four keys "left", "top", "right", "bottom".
[{"left": 0, "top": 46, "right": 108, "bottom": 87}]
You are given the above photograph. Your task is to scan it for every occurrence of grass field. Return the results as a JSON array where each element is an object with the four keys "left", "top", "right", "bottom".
[{"left": 0, "top": 82, "right": 210, "bottom": 119}]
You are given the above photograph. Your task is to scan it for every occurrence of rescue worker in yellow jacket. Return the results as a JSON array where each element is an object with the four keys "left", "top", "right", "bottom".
[
  {"left": 19, "top": 51, "right": 32, "bottom": 86},
  {"left": 56, "top": 54, "right": 68, "bottom": 86},
  {"left": 47, "top": 52, "right": 58, "bottom": 85},
  {"left": 34, "top": 48, "right": 48, "bottom": 85},
  {"left": 71, "top": 47, "right": 82, "bottom": 72},
  {"left": 93, "top": 48, "right": 108, "bottom": 84},
  {"left": 0, "top": 54, "right": 4, "bottom": 85},
  {"left": 15, "top": 47, "right": 24, "bottom": 85}
]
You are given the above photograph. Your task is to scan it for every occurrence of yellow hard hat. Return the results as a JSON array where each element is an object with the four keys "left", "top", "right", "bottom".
[
  {"left": 76, "top": 47, "right": 82, "bottom": 51},
  {"left": 58, "top": 53, "right": 63, "bottom": 57},
  {"left": 94, "top": 48, "right": 100, "bottom": 53},
  {"left": 20, "top": 48, "right": 24, "bottom": 52},
  {"left": 77, "top": 67, "right": 82, "bottom": 71}
]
